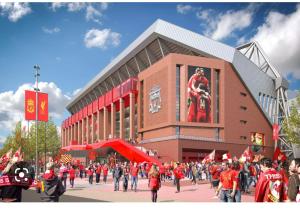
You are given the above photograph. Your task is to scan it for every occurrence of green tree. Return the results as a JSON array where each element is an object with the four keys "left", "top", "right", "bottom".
[
  {"left": 282, "top": 93, "right": 300, "bottom": 146},
  {"left": 0, "top": 118, "right": 61, "bottom": 161}
]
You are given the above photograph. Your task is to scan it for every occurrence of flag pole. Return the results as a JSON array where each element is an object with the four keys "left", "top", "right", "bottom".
[{"left": 34, "top": 65, "right": 40, "bottom": 179}]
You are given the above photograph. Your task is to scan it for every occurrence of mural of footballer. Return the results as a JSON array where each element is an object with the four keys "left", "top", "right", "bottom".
[{"left": 187, "top": 67, "right": 211, "bottom": 122}]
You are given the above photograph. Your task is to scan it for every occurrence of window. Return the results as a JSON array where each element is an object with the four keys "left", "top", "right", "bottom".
[
  {"left": 240, "top": 120, "right": 247, "bottom": 125},
  {"left": 240, "top": 92, "right": 247, "bottom": 97},
  {"left": 176, "top": 65, "right": 181, "bottom": 121},
  {"left": 240, "top": 106, "right": 247, "bottom": 111},
  {"left": 140, "top": 80, "right": 144, "bottom": 128},
  {"left": 214, "top": 70, "right": 220, "bottom": 123},
  {"left": 240, "top": 136, "right": 247, "bottom": 140}
]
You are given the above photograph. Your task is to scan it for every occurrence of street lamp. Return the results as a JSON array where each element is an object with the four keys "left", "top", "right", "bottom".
[{"left": 34, "top": 65, "right": 40, "bottom": 179}]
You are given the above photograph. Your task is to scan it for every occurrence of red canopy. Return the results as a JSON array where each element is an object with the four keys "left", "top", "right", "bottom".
[{"left": 61, "top": 139, "right": 161, "bottom": 166}]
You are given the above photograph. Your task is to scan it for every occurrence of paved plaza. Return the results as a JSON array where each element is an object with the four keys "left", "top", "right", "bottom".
[{"left": 24, "top": 176, "right": 254, "bottom": 202}]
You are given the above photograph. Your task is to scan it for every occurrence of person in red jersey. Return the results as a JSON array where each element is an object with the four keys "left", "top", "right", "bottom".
[
  {"left": 159, "top": 163, "right": 166, "bottom": 182},
  {"left": 187, "top": 67, "right": 210, "bottom": 122},
  {"left": 210, "top": 162, "right": 222, "bottom": 192},
  {"left": 95, "top": 163, "right": 102, "bottom": 184},
  {"left": 255, "top": 157, "right": 287, "bottom": 202},
  {"left": 231, "top": 161, "right": 242, "bottom": 202},
  {"left": 102, "top": 163, "right": 109, "bottom": 184},
  {"left": 68, "top": 165, "right": 76, "bottom": 188},
  {"left": 148, "top": 164, "right": 161, "bottom": 202},
  {"left": 173, "top": 162, "right": 184, "bottom": 193},
  {"left": 130, "top": 162, "right": 139, "bottom": 192},
  {"left": 216, "top": 162, "right": 233, "bottom": 202}
]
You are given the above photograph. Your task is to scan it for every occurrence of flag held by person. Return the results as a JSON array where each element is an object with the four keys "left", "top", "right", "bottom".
[
  {"left": 272, "top": 147, "right": 287, "bottom": 162},
  {"left": 202, "top": 150, "right": 215, "bottom": 163}
]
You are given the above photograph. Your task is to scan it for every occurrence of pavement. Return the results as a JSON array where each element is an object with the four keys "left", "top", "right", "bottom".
[{"left": 22, "top": 175, "right": 255, "bottom": 202}]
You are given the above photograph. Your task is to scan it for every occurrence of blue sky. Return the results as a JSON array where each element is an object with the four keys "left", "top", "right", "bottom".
[{"left": 0, "top": 2, "right": 299, "bottom": 147}]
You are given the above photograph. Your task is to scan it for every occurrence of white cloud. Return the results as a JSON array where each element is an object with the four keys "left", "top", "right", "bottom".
[
  {"left": 176, "top": 4, "right": 192, "bottom": 14},
  {"left": 50, "top": 2, "right": 108, "bottom": 23},
  {"left": 196, "top": 9, "right": 214, "bottom": 21},
  {"left": 72, "top": 88, "right": 82, "bottom": 96},
  {"left": 250, "top": 4, "right": 300, "bottom": 79},
  {"left": 50, "top": 2, "right": 65, "bottom": 12},
  {"left": 0, "top": 82, "right": 70, "bottom": 132},
  {"left": 0, "top": 2, "right": 31, "bottom": 22},
  {"left": 84, "top": 28, "right": 121, "bottom": 49},
  {"left": 206, "top": 7, "right": 254, "bottom": 41},
  {"left": 67, "top": 2, "right": 86, "bottom": 12},
  {"left": 42, "top": 27, "right": 61, "bottom": 34}
]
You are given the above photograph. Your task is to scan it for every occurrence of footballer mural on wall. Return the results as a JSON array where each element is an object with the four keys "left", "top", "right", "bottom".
[{"left": 187, "top": 66, "right": 211, "bottom": 123}]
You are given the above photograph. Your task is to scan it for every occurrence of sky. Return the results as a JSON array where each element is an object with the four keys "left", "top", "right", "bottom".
[{"left": 0, "top": 2, "right": 299, "bottom": 148}]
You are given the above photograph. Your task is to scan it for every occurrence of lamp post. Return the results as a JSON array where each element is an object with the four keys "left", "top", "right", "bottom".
[{"left": 34, "top": 65, "right": 40, "bottom": 179}]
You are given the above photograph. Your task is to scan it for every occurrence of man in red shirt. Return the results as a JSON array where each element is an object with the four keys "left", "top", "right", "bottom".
[
  {"left": 231, "top": 161, "right": 242, "bottom": 202},
  {"left": 216, "top": 162, "right": 233, "bottom": 202},
  {"left": 68, "top": 165, "right": 75, "bottom": 188},
  {"left": 255, "top": 158, "right": 287, "bottom": 202},
  {"left": 95, "top": 163, "right": 102, "bottom": 184},
  {"left": 102, "top": 163, "right": 109, "bottom": 184},
  {"left": 173, "top": 162, "right": 184, "bottom": 193},
  {"left": 130, "top": 162, "right": 139, "bottom": 192},
  {"left": 210, "top": 162, "right": 221, "bottom": 191}
]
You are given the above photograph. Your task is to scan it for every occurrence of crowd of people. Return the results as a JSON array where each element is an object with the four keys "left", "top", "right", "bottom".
[{"left": 1, "top": 149, "right": 300, "bottom": 203}]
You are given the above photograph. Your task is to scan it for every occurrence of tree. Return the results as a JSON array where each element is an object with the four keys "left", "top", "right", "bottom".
[
  {"left": 282, "top": 92, "right": 300, "bottom": 146},
  {"left": 0, "top": 118, "right": 61, "bottom": 161}
]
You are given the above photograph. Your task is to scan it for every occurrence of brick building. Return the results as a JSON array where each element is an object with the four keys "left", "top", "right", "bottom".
[{"left": 61, "top": 19, "right": 286, "bottom": 163}]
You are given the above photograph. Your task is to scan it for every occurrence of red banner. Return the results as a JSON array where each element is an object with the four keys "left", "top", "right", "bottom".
[
  {"left": 38, "top": 92, "right": 48, "bottom": 122},
  {"left": 273, "top": 147, "right": 287, "bottom": 161},
  {"left": 25, "top": 90, "right": 36, "bottom": 120},
  {"left": 273, "top": 124, "right": 279, "bottom": 141}
]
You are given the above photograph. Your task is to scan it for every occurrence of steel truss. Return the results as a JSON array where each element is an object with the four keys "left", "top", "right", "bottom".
[{"left": 237, "top": 41, "right": 293, "bottom": 157}]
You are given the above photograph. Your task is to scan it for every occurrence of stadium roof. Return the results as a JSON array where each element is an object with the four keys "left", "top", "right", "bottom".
[{"left": 67, "top": 19, "right": 287, "bottom": 124}]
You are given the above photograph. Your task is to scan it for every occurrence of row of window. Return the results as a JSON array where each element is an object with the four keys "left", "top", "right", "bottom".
[{"left": 258, "top": 92, "right": 276, "bottom": 122}]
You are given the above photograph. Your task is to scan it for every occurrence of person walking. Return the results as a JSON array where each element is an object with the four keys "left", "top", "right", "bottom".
[
  {"left": 59, "top": 163, "right": 68, "bottom": 189},
  {"left": 102, "top": 163, "right": 109, "bottom": 184},
  {"left": 87, "top": 166, "right": 94, "bottom": 185},
  {"left": 40, "top": 162, "right": 65, "bottom": 202},
  {"left": 112, "top": 163, "right": 123, "bottom": 191},
  {"left": 173, "top": 162, "right": 184, "bottom": 193},
  {"left": 130, "top": 162, "right": 139, "bottom": 192},
  {"left": 148, "top": 164, "right": 161, "bottom": 202},
  {"left": 95, "top": 163, "right": 102, "bottom": 184},
  {"left": 216, "top": 162, "right": 234, "bottom": 202},
  {"left": 287, "top": 158, "right": 300, "bottom": 202},
  {"left": 69, "top": 165, "right": 75, "bottom": 188},
  {"left": 122, "top": 162, "right": 130, "bottom": 192},
  {"left": 230, "top": 161, "right": 242, "bottom": 202},
  {"left": 159, "top": 163, "right": 166, "bottom": 182}
]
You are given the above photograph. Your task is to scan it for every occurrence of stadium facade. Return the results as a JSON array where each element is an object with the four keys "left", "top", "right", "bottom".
[{"left": 61, "top": 19, "right": 290, "bottom": 163}]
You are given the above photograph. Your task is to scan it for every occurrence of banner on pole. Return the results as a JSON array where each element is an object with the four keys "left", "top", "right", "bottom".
[
  {"left": 273, "top": 124, "right": 279, "bottom": 141},
  {"left": 25, "top": 90, "right": 36, "bottom": 120},
  {"left": 38, "top": 92, "right": 48, "bottom": 122}
]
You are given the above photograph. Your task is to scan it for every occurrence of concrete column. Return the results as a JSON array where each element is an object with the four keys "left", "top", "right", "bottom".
[
  {"left": 99, "top": 110, "right": 104, "bottom": 140},
  {"left": 81, "top": 119, "right": 85, "bottom": 144},
  {"left": 111, "top": 103, "right": 116, "bottom": 138},
  {"left": 96, "top": 110, "right": 100, "bottom": 141},
  {"left": 77, "top": 121, "right": 80, "bottom": 145},
  {"left": 91, "top": 114, "right": 94, "bottom": 143},
  {"left": 103, "top": 107, "right": 108, "bottom": 139},
  {"left": 86, "top": 117, "right": 89, "bottom": 144},
  {"left": 119, "top": 98, "right": 125, "bottom": 139},
  {"left": 129, "top": 93, "right": 135, "bottom": 140}
]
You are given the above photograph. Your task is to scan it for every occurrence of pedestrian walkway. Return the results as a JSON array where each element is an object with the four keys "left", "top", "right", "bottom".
[{"left": 40, "top": 176, "right": 254, "bottom": 202}]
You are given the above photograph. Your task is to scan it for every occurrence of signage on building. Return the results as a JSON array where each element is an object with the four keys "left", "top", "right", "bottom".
[{"left": 149, "top": 85, "right": 161, "bottom": 113}]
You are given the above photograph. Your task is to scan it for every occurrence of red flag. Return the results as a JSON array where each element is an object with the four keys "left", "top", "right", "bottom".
[
  {"left": 240, "top": 146, "right": 253, "bottom": 162},
  {"left": 273, "top": 147, "right": 287, "bottom": 161},
  {"left": 222, "top": 152, "right": 231, "bottom": 160},
  {"left": 273, "top": 124, "right": 279, "bottom": 141},
  {"left": 38, "top": 92, "right": 48, "bottom": 121},
  {"left": 202, "top": 150, "right": 215, "bottom": 163},
  {"left": 13, "top": 147, "right": 22, "bottom": 161},
  {"left": 25, "top": 90, "right": 36, "bottom": 120}
]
